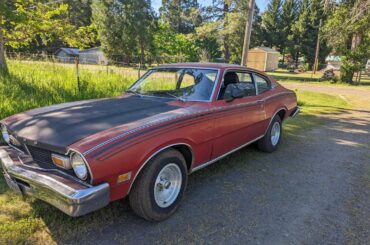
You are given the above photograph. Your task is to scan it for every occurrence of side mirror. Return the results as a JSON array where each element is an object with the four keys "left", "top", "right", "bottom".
[{"left": 226, "top": 87, "right": 244, "bottom": 102}]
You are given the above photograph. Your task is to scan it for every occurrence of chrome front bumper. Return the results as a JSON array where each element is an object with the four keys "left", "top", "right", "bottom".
[
  {"left": 290, "top": 106, "right": 300, "bottom": 118},
  {"left": 0, "top": 146, "right": 110, "bottom": 217}
]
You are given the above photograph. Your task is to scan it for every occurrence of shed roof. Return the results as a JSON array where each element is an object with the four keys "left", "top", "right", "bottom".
[
  {"left": 250, "top": 46, "right": 279, "bottom": 53},
  {"left": 80, "top": 47, "right": 102, "bottom": 53},
  {"left": 55, "top": 48, "right": 79, "bottom": 56}
]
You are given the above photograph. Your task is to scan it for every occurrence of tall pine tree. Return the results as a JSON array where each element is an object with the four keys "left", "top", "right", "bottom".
[
  {"left": 300, "top": 0, "right": 330, "bottom": 68},
  {"left": 261, "top": 0, "right": 282, "bottom": 49},
  {"left": 280, "top": 0, "right": 297, "bottom": 60},
  {"left": 288, "top": 0, "right": 309, "bottom": 66},
  {"left": 92, "top": 0, "right": 156, "bottom": 64},
  {"left": 160, "top": 0, "right": 201, "bottom": 34}
]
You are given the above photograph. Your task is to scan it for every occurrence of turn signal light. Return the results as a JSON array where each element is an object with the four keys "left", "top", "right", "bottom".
[
  {"left": 117, "top": 172, "right": 132, "bottom": 183},
  {"left": 52, "top": 154, "right": 71, "bottom": 169}
]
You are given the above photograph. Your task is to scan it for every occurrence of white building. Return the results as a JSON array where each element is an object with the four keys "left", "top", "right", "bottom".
[
  {"left": 55, "top": 48, "right": 79, "bottom": 63},
  {"left": 79, "top": 47, "right": 108, "bottom": 65}
]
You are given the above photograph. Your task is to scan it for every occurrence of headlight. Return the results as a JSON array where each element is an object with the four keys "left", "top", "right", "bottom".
[
  {"left": 71, "top": 153, "right": 88, "bottom": 180},
  {"left": 1, "top": 125, "right": 10, "bottom": 144}
]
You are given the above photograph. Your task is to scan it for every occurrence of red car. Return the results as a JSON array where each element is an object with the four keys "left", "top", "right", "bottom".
[{"left": 0, "top": 63, "right": 299, "bottom": 221}]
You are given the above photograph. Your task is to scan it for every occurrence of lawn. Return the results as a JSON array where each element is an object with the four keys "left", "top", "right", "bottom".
[
  {"left": 267, "top": 69, "right": 370, "bottom": 89},
  {"left": 0, "top": 61, "right": 351, "bottom": 244}
]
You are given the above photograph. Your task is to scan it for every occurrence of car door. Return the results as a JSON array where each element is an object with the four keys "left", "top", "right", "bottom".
[
  {"left": 252, "top": 73, "right": 275, "bottom": 131},
  {"left": 210, "top": 70, "right": 266, "bottom": 159}
]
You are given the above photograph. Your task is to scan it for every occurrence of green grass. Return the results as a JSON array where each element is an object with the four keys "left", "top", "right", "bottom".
[
  {"left": 267, "top": 69, "right": 370, "bottom": 89},
  {"left": 283, "top": 90, "right": 349, "bottom": 137},
  {"left": 267, "top": 69, "right": 321, "bottom": 82},
  {"left": 0, "top": 61, "right": 354, "bottom": 244},
  {"left": 0, "top": 60, "right": 136, "bottom": 120}
]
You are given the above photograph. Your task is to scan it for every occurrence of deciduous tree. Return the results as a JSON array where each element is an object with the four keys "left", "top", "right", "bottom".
[
  {"left": 323, "top": 0, "right": 370, "bottom": 83},
  {"left": 0, "top": 0, "right": 96, "bottom": 75}
]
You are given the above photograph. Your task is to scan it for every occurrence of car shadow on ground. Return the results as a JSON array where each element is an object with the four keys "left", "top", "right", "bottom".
[{"left": 25, "top": 108, "right": 370, "bottom": 244}]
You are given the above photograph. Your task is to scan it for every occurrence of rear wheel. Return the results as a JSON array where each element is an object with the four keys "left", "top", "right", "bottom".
[
  {"left": 258, "top": 115, "right": 282, "bottom": 152},
  {"left": 129, "top": 149, "right": 188, "bottom": 221}
]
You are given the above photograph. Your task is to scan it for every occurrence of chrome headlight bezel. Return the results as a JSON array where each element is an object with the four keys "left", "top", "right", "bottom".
[
  {"left": 70, "top": 152, "right": 89, "bottom": 181},
  {"left": 1, "top": 124, "right": 10, "bottom": 144}
]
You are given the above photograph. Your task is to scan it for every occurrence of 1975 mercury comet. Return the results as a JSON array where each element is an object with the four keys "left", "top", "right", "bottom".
[{"left": 0, "top": 63, "right": 299, "bottom": 221}]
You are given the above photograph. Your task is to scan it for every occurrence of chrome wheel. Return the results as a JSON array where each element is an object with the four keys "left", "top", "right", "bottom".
[
  {"left": 154, "top": 163, "right": 182, "bottom": 208},
  {"left": 271, "top": 121, "right": 281, "bottom": 146}
]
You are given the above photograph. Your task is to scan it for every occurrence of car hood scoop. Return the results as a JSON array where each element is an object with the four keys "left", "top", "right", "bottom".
[{"left": 6, "top": 96, "right": 179, "bottom": 152}]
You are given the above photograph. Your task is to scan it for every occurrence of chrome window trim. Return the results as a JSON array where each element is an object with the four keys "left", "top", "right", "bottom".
[
  {"left": 127, "top": 143, "right": 194, "bottom": 193},
  {"left": 127, "top": 67, "right": 221, "bottom": 103},
  {"left": 216, "top": 68, "right": 258, "bottom": 100},
  {"left": 253, "top": 73, "right": 273, "bottom": 95}
]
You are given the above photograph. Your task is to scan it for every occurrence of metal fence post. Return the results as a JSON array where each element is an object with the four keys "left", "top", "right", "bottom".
[
  {"left": 138, "top": 62, "right": 141, "bottom": 79},
  {"left": 74, "top": 57, "right": 80, "bottom": 92}
]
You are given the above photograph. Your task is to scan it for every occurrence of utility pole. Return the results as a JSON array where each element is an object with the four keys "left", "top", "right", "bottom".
[
  {"left": 312, "top": 19, "right": 322, "bottom": 75},
  {"left": 241, "top": 0, "right": 256, "bottom": 66}
]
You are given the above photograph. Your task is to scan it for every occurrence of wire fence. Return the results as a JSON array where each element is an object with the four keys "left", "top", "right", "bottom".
[{"left": 5, "top": 51, "right": 370, "bottom": 89}]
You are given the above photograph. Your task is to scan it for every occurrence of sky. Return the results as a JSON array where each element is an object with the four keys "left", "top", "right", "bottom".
[{"left": 152, "top": 0, "right": 269, "bottom": 13}]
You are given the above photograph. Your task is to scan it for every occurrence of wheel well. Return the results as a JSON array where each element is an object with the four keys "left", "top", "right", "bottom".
[
  {"left": 128, "top": 144, "right": 194, "bottom": 194},
  {"left": 171, "top": 145, "right": 193, "bottom": 171},
  {"left": 276, "top": 109, "right": 286, "bottom": 120}
]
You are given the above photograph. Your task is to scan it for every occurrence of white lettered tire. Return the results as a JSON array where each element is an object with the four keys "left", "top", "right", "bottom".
[{"left": 129, "top": 149, "right": 188, "bottom": 221}]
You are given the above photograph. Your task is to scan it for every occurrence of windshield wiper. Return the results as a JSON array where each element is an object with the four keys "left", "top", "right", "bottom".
[{"left": 165, "top": 92, "right": 187, "bottom": 102}]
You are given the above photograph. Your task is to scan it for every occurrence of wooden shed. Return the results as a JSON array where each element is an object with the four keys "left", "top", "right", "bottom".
[{"left": 246, "top": 47, "right": 279, "bottom": 71}]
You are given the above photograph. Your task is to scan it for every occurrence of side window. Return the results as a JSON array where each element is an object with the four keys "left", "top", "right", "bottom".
[
  {"left": 254, "top": 74, "right": 271, "bottom": 94},
  {"left": 236, "top": 72, "right": 256, "bottom": 96},
  {"left": 219, "top": 71, "right": 256, "bottom": 100}
]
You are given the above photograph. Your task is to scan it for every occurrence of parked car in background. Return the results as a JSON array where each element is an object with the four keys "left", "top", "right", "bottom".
[{"left": 1, "top": 63, "right": 299, "bottom": 221}]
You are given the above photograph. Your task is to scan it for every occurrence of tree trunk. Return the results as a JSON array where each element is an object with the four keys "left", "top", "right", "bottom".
[
  {"left": 223, "top": 2, "right": 230, "bottom": 63},
  {"left": 241, "top": 0, "right": 256, "bottom": 66},
  {"left": 340, "top": 33, "right": 362, "bottom": 83},
  {"left": 295, "top": 51, "right": 300, "bottom": 68},
  {"left": 140, "top": 40, "right": 145, "bottom": 67},
  {"left": 0, "top": 16, "right": 9, "bottom": 75}
]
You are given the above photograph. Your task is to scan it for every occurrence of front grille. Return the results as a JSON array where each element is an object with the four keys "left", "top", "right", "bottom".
[
  {"left": 9, "top": 136, "right": 27, "bottom": 152},
  {"left": 24, "top": 144, "right": 90, "bottom": 183},
  {"left": 27, "top": 145, "right": 53, "bottom": 165}
]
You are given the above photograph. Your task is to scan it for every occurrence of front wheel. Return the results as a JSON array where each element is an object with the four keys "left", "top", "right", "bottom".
[
  {"left": 129, "top": 149, "right": 188, "bottom": 221},
  {"left": 258, "top": 115, "right": 282, "bottom": 152}
]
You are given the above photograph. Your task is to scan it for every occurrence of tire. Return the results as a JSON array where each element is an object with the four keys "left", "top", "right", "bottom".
[
  {"left": 129, "top": 149, "right": 188, "bottom": 221},
  {"left": 258, "top": 115, "right": 282, "bottom": 153}
]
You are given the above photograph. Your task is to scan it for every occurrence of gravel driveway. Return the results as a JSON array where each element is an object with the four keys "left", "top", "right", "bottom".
[{"left": 65, "top": 84, "right": 370, "bottom": 245}]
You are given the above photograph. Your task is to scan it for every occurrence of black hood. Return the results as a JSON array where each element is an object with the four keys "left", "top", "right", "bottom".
[{"left": 6, "top": 95, "right": 179, "bottom": 153}]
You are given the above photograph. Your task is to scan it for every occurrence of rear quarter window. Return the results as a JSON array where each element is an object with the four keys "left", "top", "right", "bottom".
[{"left": 254, "top": 74, "right": 271, "bottom": 94}]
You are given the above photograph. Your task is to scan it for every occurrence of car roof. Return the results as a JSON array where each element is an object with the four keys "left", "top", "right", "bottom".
[{"left": 155, "top": 62, "right": 259, "bottom": 71}]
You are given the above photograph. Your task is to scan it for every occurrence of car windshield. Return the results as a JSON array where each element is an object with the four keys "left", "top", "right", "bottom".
[{"left": 128, "top": 68, "right": 218, "bottom": 101}]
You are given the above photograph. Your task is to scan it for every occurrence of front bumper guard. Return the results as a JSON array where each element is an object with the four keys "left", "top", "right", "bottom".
[
  {"left": 0, "top": 146, "right": 110, "bottom": 217},
  {"left": 290, "top": 106, "right": 300, "bottom": 118}
]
